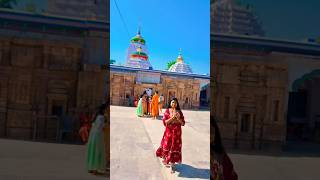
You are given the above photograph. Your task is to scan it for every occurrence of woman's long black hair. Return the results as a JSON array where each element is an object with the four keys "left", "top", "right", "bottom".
[
  {"left": 140, "top": 91, "right": 147, "bottom": 98},
  {"left": 91, "top": 103, "right": 107, "bottom": 123},
  {"left": 97, "top": 103, "right": 107, "bottom": 115},
  {"left": 211, "top": 116, "right": 225, "bottom": 154},
  {"left": 167, "top": 97, "right": 181, "bottom": 111}
]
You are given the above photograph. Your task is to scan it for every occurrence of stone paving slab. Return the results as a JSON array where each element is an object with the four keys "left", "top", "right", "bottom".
[
  {"left": 141, "top": 109, "right": 210, "bottom": 180},
  {"left": 230, "top": 153, "right": 320, "bottom": 180},
  {"left": 110, "top": 106, "right": 164, "bottom": 180}
]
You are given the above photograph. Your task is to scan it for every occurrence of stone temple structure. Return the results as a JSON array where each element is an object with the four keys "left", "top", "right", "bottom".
[
  {"left": 212, "top": 33, "right": 320, "bottom": 151},
  {"left": 211, "top": 0, "right": 264, "bottom": 36},
  {"left": 0, "top": 9, "right": 108, "bottom": 140},
  {"left": 111, "top": 28, "right": 210, "bottom": 109},
  {"left": 125, "top": 29, "right": 152, "bottom": 70}
]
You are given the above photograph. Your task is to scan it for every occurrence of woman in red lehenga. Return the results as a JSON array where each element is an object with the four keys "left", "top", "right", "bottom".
[{"left": 156, "top": 98, "right": 185, "bottom": 173}]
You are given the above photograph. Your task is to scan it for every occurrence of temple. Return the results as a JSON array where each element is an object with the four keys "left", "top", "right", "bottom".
[
  {"left": 212, "top": 33, "right": 320, "bottom": 151},
  {"left": 110, "top": 28, "right": 210, "bottom": 109},
  {"left": 125, "top": 28, "right": 152, "bottom": 69},
  {"left": 0, "top": 9, "right": 108, "bottom": 140},
  {"left": 211, "top": 0, "right": 264, "bottom": 36}
]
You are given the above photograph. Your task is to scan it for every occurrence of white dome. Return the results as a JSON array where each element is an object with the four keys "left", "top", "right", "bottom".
[
  {"left": 168, "top": 50, "right": 193, "bottom": 74},
  {"left": 169, "top": 61, "right": 193, "bottom": 74}
]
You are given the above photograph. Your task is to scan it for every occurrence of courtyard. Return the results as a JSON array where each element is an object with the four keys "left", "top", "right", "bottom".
[{"left": 110, "top": 106, "right": 210, "bottom": 180}]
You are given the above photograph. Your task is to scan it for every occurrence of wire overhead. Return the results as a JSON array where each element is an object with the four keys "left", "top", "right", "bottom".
[{"left": 113, "top": 0, "right": 130, "bottom": 38}]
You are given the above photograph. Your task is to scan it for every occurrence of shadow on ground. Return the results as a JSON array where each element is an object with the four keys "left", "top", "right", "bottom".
[{"left": 175, "top": 164, "right": 210, "bottom": 179}]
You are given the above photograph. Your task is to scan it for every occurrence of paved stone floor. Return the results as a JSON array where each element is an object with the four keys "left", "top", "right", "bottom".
[
  {"left": 229, "top": 149, "right": 320, "bottom": 180},
  {"left": 110, "top": 106, "right": 210, "bottom": 180},
  {"left": 2, "top": 106, "right": 319, "bottom": 180},
  {"left": 0, "top": 139, "right": 106, "bottom": 180}
]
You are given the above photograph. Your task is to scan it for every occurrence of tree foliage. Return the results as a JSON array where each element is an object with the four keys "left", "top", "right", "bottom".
[
  {"left": 0, "top": 0, "right": 17, "bottom": 9},
  {"left": 166, "top": 60, "right": 176, "bottom": 70},
  {"left": 25, "top": 2, "right": 36, "bottom": 12}
]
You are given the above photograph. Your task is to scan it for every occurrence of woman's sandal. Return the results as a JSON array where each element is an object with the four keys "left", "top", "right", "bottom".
[
  {"left": 162, "top": 160, "right": 171, "bottom": 168},
  {"left": 88, "top": 170, "right": 96, "bottom": 174},
  {"left": 95, "top": 171, "right": 106, "bottom": 176}
]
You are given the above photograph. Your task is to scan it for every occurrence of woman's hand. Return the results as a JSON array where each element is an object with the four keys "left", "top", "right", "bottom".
[{"left": 165, "top": 115, "right": 176, "bottom": 125}]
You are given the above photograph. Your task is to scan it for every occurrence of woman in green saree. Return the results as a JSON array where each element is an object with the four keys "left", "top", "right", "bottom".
[
  {"left": 136, "top": 94, "right": 144, "bottom": 117},
  {"left": 86, "top": 103, "right": 107, "bottom": 175}
]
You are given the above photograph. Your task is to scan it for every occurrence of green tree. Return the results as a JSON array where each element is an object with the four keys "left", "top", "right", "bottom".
[
  {"left": 0, "top": 0, "right": 16, "bottom": 9},
  {"left": 110, "top": 59, "right": 116, "bottom": 64},
  {"left": 166, "top": 60, "right": 176, "bottom": 70},
  {"left": 25, "top": 2, "right": 36, "bottom": 13}
]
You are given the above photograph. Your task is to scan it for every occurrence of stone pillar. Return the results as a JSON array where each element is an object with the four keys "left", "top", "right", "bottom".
[{"left": 104, "top": 111, "right": 110, "bottom": 171}]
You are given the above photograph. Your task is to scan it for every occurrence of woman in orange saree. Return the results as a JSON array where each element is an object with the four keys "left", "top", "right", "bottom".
[{"left": 151, "top": 91, "right": 159, "bottom": 119}]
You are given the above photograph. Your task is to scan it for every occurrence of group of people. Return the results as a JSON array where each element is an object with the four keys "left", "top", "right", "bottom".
[
  {"left": 83, "top": 101, "right": 238, "bottom": 178},
  {"left": 136, "top": 90, "right": 164, "bottom": 119}
]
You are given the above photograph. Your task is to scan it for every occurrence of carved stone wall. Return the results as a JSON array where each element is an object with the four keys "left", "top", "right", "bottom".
[
  {"left": 212, "top": 49, "right": 288, "bottom": 151},
  {"left": 110, "top": 71, "right": 202, "bottom": 109},
  {"left": 0, "top": 37, "right": 106, "bottom": 139}
]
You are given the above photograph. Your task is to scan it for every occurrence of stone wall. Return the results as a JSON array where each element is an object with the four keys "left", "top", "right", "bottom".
[
  {"left": 110, "top": 71, "right": 202, "bottom": 109},
  {"left": 0, "top": 37, "right": 106, "bottom": 140}
]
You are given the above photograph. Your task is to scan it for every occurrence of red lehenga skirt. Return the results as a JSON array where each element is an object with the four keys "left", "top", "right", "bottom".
[{"left": 156, "top": 109, "right": 185, "bottom": 164}]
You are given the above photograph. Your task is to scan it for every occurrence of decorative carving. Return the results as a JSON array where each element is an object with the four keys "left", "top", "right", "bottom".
[{"left": 110, "top": 71, "right": 203, "bottom": 109}]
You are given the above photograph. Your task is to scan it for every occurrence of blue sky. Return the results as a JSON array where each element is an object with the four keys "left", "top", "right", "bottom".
[
  {"left": 110, "top": 0, "right": 210, "bottom": 75},
  {"left": 243, "top": 0, "right": 320, "bottom": 41}
]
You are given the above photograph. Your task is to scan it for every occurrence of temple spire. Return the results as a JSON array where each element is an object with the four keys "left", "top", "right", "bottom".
[
  {"left": 177, "top": 48, "right": 183, "bottom": 62},
  {"left": 137, "top": 18, "right": 141, "bottom": 35},
  {"left": 137, "top": 25, "right": 141, "bottom": 35}
]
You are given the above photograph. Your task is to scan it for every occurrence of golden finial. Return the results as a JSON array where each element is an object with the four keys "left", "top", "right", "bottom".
[{"left": 177, "top": 48, "right": 183, "bottom": 62}]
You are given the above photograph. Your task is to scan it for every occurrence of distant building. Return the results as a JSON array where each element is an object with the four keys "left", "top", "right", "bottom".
[{"left": 111, "top": 29, "right": 210, "bottom": 109}]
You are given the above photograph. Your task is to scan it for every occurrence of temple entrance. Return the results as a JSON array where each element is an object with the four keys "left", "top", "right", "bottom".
[
  {"left": 168, "top": 91, "right": 176, "bottom": 104},
  {"left": 288, "top": 72, "right": 320, "bottom": 143},
  {"left": 52, "top": 105, "right": 64, "bottom": 117}
]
